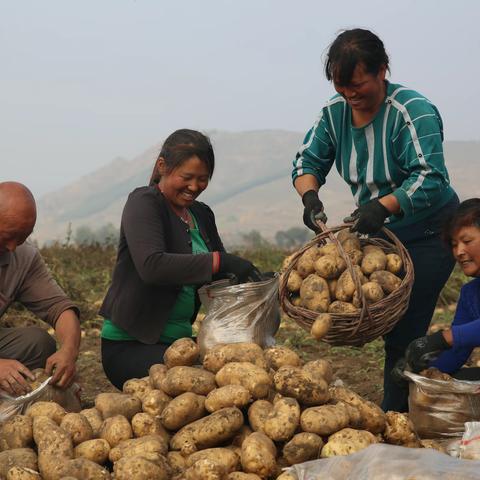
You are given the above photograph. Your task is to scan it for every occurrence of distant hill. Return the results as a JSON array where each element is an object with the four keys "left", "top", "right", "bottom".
[{"left": 34, "top": 131, "right": 479, "bottom": 246}]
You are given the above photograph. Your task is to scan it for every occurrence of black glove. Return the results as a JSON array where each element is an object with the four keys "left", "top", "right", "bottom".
[
  {"left": 391, "top": 357, "right": 410, "bottom": 387},
  {"left": 302, "top": 190, "right": 327, "bottom": 233},
  {"left": 218, "top": 253, "right": 262, "bottom": 283},
  {"left": 343, "top": 199, "right": 390, "bottom": 234},
  {"left": 405, "top": 330, "right": 451, "bottom": 373}
]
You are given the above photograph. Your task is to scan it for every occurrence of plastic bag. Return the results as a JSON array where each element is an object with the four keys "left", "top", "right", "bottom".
[
  {"left": 287, "top": 443, "right": 480, "bottom": 480},
  {"left": 197, "top": 274, "right": 280, "bottom": 357},
  {"left": 405, "top": 370, "right": 480, "bottom": 438},
  {"left": 0, "top": 377, "right": 82, "bottom": 423},
  {"left": 460, "top": 422, "right": 480, "bottom": 460}
]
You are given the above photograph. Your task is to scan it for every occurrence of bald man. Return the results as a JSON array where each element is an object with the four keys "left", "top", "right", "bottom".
[{"left": 0, "top": 182, "right": 81, "bottom": 396}]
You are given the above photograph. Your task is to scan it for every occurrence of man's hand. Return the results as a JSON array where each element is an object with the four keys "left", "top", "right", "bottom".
[
  {"left": 302, "top": 190, "right": 327, "bottom": 233},
  {"left": 344, "top": 199, "right": 390, "bottom": 234},
  {"left": 0, "top": 359, "right": 34, "bottom": 396},
  {"left": 45, "top": 346, "right": 77, "bottom": 388},
  {"left": 405, "top": 330, "right": 451, "bottom": 373}
]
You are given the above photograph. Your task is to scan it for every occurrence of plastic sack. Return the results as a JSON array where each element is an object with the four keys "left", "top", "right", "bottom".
[
  {"left": 0, "top": 377, "right": 81, "bottom": 423},
  {"left": 405, "top": 370, "right": 480, "bottom": 438},
  {"left": 197, "top": 274, "right": 280, "bottom": 357},
  {"left": 460, "top": 422, "right": 480, "bottom": 460},
  {"left": 287, "top": 443, "right": 480, "bottom": 480}
]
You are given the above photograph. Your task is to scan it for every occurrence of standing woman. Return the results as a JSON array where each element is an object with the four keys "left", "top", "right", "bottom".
[
  {"left": 292, "top": 28, "right": 458, "bottom": 411},
  {"left": 100, "top": 129, "right": 260, "bottom": 389}
]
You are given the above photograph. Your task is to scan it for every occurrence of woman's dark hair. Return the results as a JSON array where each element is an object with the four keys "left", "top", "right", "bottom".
[
  {"left": 443, "top": 198, "right": 480, "bottom": 246},
  {"left": 325, "top": 28, "right": 390, "bottom": 86},
  {"left": 149, "top": 129, "right": 215, "bottom": 186}
]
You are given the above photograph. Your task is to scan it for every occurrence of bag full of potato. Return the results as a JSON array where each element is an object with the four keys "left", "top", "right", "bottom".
[
  {"left": 197, "top": 274, "right": 280, "bottom": 357},
  {"left": 405, "top": 370, "right": 480, "bottom": 438}
]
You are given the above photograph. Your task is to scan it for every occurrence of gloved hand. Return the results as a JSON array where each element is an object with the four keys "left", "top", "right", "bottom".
[
  {"left": 405, "top": 330, "right": 451, "bottom": 373},
  {"left": 218, "top": 253, "right": 262, "bottom": 283},
  {"left": 302, "top": 190, "right": 327, "bottom": 233},
  {"left": 391, "top": 357, "right": 409, "bottom": 387},
  {"left": 343, "top": 199, "right": 390, "bottom": 234}
]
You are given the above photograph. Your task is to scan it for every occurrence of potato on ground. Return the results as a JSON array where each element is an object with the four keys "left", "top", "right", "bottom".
[
  {"left": 6, "top": 466, "right": 41, "bottom": 480},
  {"left": 296, "top": 246, "right": 320, "bottom": 278},
  {"left": 369, "top": 270, "right": 402, "bottom": 294},
  {"left": 60, "top": 413, "right": 93, "bottom": 446},
  {"left": 263, "top": 346, "right": 302, "bottom": 370},
  {"left": 32, "top": 416, "right": 73, "bottom": 458},
  {"left": 163, "top": 337, "right": 200, "bottom": 369},
  {"left": 310, "top": 313, "right": 332, "bottom": 340},
  {"left": 263, "top": 397, "right": 300, "bottom": 442},
  {"left": 299, "top": 274, "right": 330, "bottom": 313},
  {"left": 113, "top": 455, "right": 169, "bottom": 480},
  {"left": 95, "top": 393, "right": 142, "bottom": 420},
  {"left": 132, "top": 412, "right": 169, "bottom": 442},
  {"left": 185, "top": 458, "right": 226, "bottom": 480},
  {"left": 361, "top": 249, "right": 387, "bottom": 275},
  {"left": 302, "top": 359, "right": 333, "bottom": 384},
  {"left": 301, "top": 402, "right": 350, "bottom": 436},
  {"left": 160, "top": 366, "right": 216, "bottom": 397},
  {"left": 26, "top": 402, "right": 66, "bottom": 425},
  {"left": 386, "top": 253, "right": 403, "bottom": 274},
  {"left": 186, "top": 448, "right": 239, "bottom": 473},
  {"left": 283, "top": 432, "right": 323, "bottom": 465},
  {"left": 203, "top": 343, "right": 267, "bottom": 373},
  {"left": 0, "top": 415, "right": 33, "bottom": 449},
  {"left": 286, "top": 271, "right": 303, "bottom": 293},
  {"left": 274, "top": 366, "right": 329, "bottom": 406},
  {"left": 170, "top": 407, "right": 244, "bottom": 453},
  {"left": 241, "top": 432, "right": 277, "bottom": 478},
  {"left": 205, "top": 385, "right": 251, "bottom": 413},
  {"left": 141, "top": 389, "right": 172, "bottom": 416},
  {"left": 149, "top": 364, "right": 168, "bottom": 390},
  {"left": 335, "top": 266, "right": 367, "bottom": 302},
  {"left": 215, "top": 362, "right": 272, "bottom": 399},
  {"left": 109, "top": 434, "right": 168, "bottom": 463},
  {"left": 160, "top": 392, "right": 206, "bottom": 430},
  {"left": 99, "top": 415, "right": 132, "bottom": 448},
  {"left": 122, "top": 378, "right": 153, "bottom": 400},
  {"left": 74, "top": 438, "right": 110, "bottom": 464},
  {"left": 80, "top": 408, "right": 103, "bottom": 438},
  {"left": 383, "top": 411, "right": 421, "bottom": 447},
  {"left": 321, "top": 428, "right": 378, "bottom": 457},
  {"left": 0, "top": 449, "right": 38, "bottom": 478}
]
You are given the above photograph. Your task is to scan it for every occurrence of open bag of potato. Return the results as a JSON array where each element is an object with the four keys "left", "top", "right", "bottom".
[{"left": 0, "top": 338, "right": 459, "bottom": 480}]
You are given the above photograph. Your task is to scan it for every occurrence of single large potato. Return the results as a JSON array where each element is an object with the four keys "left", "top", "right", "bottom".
[
  {"left": 203, "top": 343, "right": 267, "bottom": 373},
  {"left": 163, "top": 337, "right": 200, "bottom": 369},
  {"left": 296, "top": 246, "right": 320, "bottom": 278},
  {"left": 186, "top": 448, "right": 239, "bottom": 473},
  {"left": 383, "top": 411, "right": 421, "bottom": 447},
  {"left": 0, "top": 415, "right": 33, "bottom": 449},
  {"left": 170, "top": 407, "right": 244, "bottom": 453},
  {"left": 302, "top": 359, "right": 333, "bottom": 385},
  {"left": 160, "top": 392, "right": 206, "bottom": 430},
  {"left": 335, "top": 266, "right": 367, "bottom": 302},
  {"left": 60, "top": 413, "right": 93, "bottom": 446},
  {"left": 314, "top": 255, "right": 341, "bottom": 279},
  {"left": 247, "top": 400, "right": 272, "bottom": 433},
  {"left": 0, "top": 449, "right": 38, "bottom": 479},
  {"left": 205, "top": 385, "right": 252, "bottom": 413},
  {"left": 263, "top": 346, "right": 303, "bottom": 370},
  {"left": 113, "top": 455, "right": 169, "bottom": 480},
  {"left": 132, "top": 412, "right": 170, "bottom": 442},
  {"left": 32, "top": 416, "right": 73, "bottom": 458},
  {"left": 74, "top": 438, "right": 110, "bottom": 465},
  {"left": 300, "top": 403, "right": 350, "bottom": 436},
  {"left": 149, "top": 364, "right": 168, "bottom": 390},
  {"left": 122, "top": 378, "right": 153, "bottom": 401},
  {"left": 263, "top": 397, "right": 300, "bottom": 442},
  {"left": 286, "top": 271, "right": 303, "bottom": 293},
  {"left": 386, "top": 253, "right": 403, "bottom": 274},
  {"left": 99, "top": 415, "right": 132, "bottom": 448},
  {"left": 299, "top": 274, "right": 331, "bottom": 313},
  {"left": 184, "top": 458, "right": 226, "bottom": 480},
  {"left": 283, "top": 432, "right": 324, "bottom": 465},
  {"left": 310, "top": 313, "right": 332, "bottom": 340},
  {"left": 80, "top": 408, "right": 103, "bottom": 438},
  {"left": 108, "top": 434, "right": 168, "bottom": 463},
  {"left": 26, "top": 402, "right": 66, "bottom": 425},
  {"left": 141, "top": 389, "right": 172, "bottom": 417},
  {"left": 6, "top": 466, "right": 41, "bottom": 480},
  {"left": 369, "top": 270, "right": 402, "bottom": 294},
  {"left": 95, "top": 393, "right": 142, "bottom": 420},
  {"left": 360, "top": 250, "right": 387, "bottom": 275},
  {"left": 161, "top": 366, "right": 216, "bottom": 397},
  {"left": 321, "top": 428, "right": 378, "bottom": 457},
  {"left": 241, "top": 432, "right": 277, "bottom": 478},
  {"left": 215, "top": 362, "right": 272, "bottom": 399}
]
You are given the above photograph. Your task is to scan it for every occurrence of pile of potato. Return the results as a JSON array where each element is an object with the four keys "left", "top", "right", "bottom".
[
  {"left": 0, "top": 339, "right": 443, "bottom": 480},
  {"left": 284, "top": 229, "right": 404, "bottom": 338}
]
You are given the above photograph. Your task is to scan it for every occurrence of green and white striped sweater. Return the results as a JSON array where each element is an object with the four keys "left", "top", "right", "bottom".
[{"left": 292, "top": 81, "right": 455, "bottom": 228}]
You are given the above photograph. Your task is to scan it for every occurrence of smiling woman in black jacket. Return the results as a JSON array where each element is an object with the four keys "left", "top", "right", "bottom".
[{"left": 100, "top": 129, "right": 259, "bottom": 389}]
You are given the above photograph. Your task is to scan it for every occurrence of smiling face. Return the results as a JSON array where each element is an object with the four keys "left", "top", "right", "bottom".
[
  {"left": 333, "top": 62, "right": 387, "bottom": 115},
  {"left": 158, "top": 155, "right": 210, "bottom": 211},
  {"left": 452, "top": 225, "right": 480, "bottom": 277}
]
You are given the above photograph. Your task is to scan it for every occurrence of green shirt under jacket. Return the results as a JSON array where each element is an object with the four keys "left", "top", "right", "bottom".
[{"left": 292, "top": 81, "right": 455, "bottom": 228}]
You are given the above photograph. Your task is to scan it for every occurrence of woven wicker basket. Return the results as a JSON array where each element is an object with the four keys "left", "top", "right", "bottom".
[{"left": 279, "top": 223, "right": 414, "bottom": 346}]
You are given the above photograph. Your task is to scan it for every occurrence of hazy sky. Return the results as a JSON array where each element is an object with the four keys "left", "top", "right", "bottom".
[{"left": 2, "top": 0, "right": 479, "bottom": 197}]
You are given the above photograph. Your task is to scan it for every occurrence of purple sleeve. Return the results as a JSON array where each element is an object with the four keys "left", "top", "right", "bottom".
[{"left": 431, "top": 280, "right": 480, "bottom": 373}]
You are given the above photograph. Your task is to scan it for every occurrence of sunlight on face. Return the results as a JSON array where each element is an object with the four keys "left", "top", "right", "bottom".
[{"left": 452, "top": 225, "right": 480, "bottom": 277}]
